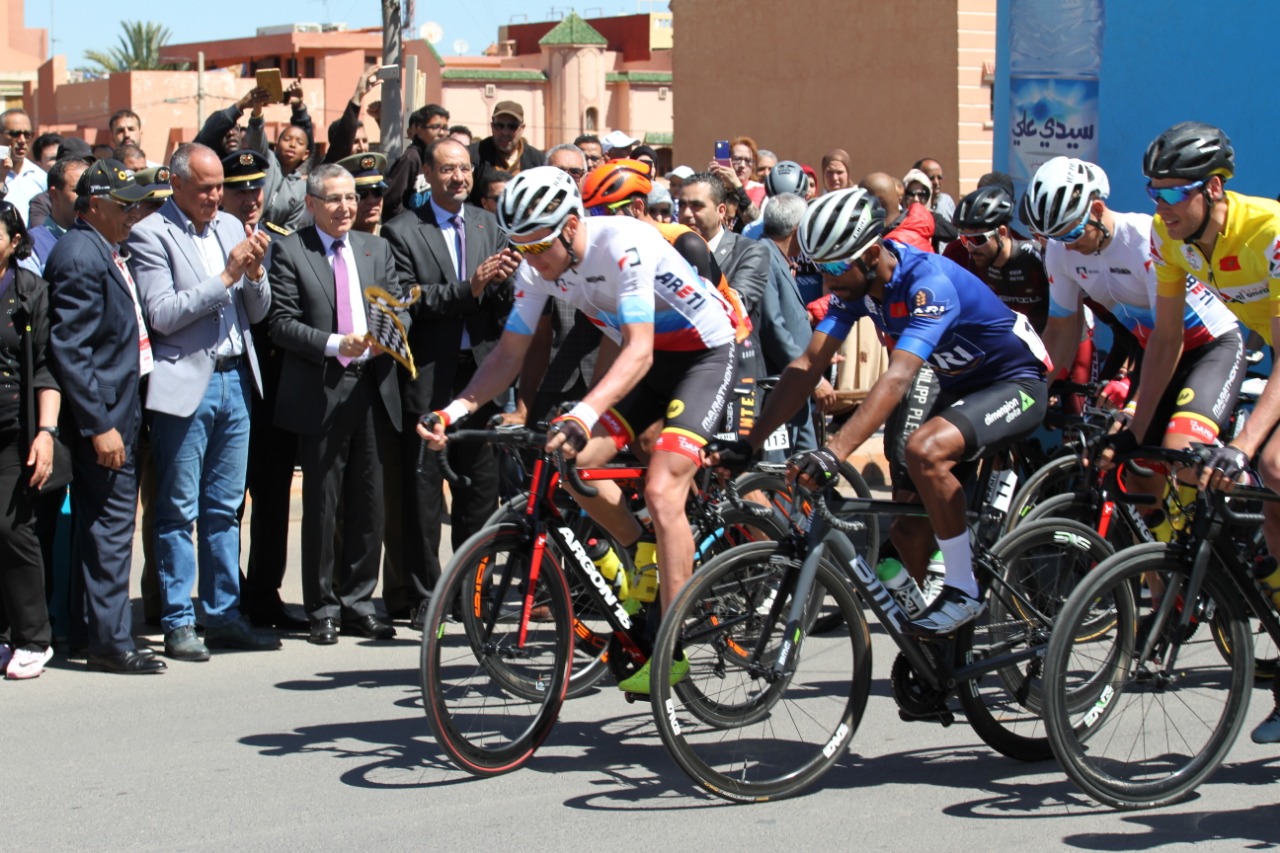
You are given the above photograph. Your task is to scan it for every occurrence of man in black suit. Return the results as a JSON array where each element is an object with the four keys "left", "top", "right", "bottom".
[
  {"left": 267, "top": 163, "right": 403, "bottom": 645},
  {"left": 382, "top": 137, "right": 519, "bottom": 628},
  {"left": 45, "top": 159, "right": 167, "bottom": 674}
]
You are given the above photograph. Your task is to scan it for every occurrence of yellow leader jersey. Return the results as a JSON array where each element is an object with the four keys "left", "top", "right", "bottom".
[{"left": 1152, "top": 190, "right": 1280, "bottom": 343}]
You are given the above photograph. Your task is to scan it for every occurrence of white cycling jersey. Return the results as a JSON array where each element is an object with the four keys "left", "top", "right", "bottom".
[
  {"left": 506, "top": 217, "right": 737, "bottom": 351},
  {"left": 1046, "top": 210, "right": 1238, "bottom": 349}
]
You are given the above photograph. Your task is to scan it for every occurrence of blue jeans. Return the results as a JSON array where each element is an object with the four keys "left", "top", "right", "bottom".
[{"left": 151, "top": 364, "right": 251, "bottom": 633}]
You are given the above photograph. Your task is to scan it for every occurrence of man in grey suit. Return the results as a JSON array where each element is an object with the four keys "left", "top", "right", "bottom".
[
  {"left": 268, "top": 163, "right": 404, "bottom": 645},
  {"left": 127, "top": 143, "right": 280, "bottom": 661},
  {"left": 382, "top": 137, "right": 518, "bottom": 628}
]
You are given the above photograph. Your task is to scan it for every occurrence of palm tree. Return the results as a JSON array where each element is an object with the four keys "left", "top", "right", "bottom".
[{"left": 83, "top": 21, "right": 188, "bottom": 73}]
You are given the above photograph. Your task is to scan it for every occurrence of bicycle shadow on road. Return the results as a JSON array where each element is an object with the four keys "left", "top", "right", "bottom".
[{"left": 1059, "top": 789, "right": 1280, "bottom": 848}]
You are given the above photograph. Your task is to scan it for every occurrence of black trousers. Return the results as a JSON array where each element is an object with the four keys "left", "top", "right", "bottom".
[
  {"left": 242, "top": 372, "right": 299, "bottom": 617},
  {"left": 298, "top": 369, "right": 393, "bottom": 621},
  {"left": 68, "top": 424, "right": 140, "bottom": 656},
  {"left": 0, "top": 430, "right": 51, "bottom": 650}
]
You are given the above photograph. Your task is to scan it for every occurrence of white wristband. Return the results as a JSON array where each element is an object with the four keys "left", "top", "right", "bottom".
[
  {"left": 441, "top": 400, "right": 470, "bottom": 426},
  {"left": 563, "top": 401, "right": 600, "bottom": 433}
]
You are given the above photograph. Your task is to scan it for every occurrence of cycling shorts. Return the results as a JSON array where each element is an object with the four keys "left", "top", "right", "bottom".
[
  {"left": 885, "top": 365, "right": 942, "bottom": 491},
  {"left": 1141, "top": 328, "right": 1243, "bottom": 446},
  {"left": 600, "top": 344, "right": 736, "bottom": 461},
  {"left": 893, "top": 375, "right": 1049, "bottom": 496}
]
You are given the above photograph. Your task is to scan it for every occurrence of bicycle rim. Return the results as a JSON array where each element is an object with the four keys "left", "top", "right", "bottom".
[
  {"left": 1043, "top": 543, "right": 1253, "bottom": 809},
  {"left": 959, "top": 518, "right": 1114, "bottom": 761},
  {"left": 1003, "top": 455, "right": 1089, "bottom": 535},
  {"left": 650, "top": 542, "right": 872, "bottom": 802},
  {"left": 420, "top": 525, "right": 573, "bottom": 775}
]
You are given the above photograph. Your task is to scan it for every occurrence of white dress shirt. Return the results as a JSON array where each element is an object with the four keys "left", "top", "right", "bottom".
[{"left": 4, "top": 158, "right": 47, "bottom": 226}]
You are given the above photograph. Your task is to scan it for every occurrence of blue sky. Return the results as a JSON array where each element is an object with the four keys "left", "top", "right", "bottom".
[{"left": 24, "top": 1, "right": 669, "bottom": 67}]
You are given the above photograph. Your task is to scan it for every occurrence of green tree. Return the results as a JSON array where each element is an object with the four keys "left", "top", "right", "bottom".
[{"left": 83, "top": 21, "right": 188, "bottom": 73}]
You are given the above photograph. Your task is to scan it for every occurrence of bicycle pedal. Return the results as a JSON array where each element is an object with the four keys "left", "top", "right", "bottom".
[{"left": 623, "top": 692, "right": 640, "bottom": 704}]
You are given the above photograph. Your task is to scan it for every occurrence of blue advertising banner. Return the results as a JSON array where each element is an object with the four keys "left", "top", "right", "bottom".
[{"left": 1008, "top": 75, "right": 1100, "bottom": 189}]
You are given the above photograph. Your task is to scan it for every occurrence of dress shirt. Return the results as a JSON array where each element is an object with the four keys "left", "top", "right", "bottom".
[
  {"left": 430, "top": 197, "right": 471, "bottom": 350},
  {"left": 317, "top": 227, "right": 370, "bottom": 361},
  {"left": 3, "top": 158, "right": 47, "bottom": 226},
  {"left": 172, "top": 206, "right": 246, "bottom": 358}
]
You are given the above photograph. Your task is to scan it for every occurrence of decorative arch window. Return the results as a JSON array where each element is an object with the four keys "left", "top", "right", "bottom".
[{"left": 584, "top": 107, "right": 598, "bottom": 131}]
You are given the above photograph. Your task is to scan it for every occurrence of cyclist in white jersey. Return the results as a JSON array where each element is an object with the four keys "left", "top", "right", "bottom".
[
  {"left": 419, "top": 167, "right": 739, "bottom": 693},
  {"left": 1027, "top": 157, "right": 1243, "bottom": 478}
]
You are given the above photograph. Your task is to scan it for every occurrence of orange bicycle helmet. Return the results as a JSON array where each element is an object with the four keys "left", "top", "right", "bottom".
[{"left": 581, "top": 158, "right": 653, "bottom": 212}]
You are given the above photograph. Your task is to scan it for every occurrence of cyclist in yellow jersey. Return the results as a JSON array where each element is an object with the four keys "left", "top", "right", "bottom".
[{"left": 1125, "top": 121, "right": 1280, "bottom": 744}]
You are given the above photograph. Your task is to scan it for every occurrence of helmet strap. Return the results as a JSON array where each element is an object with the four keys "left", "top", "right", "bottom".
[
  {"left": 1087, "top": 217, "right": 1111, "bottom": 254},
  {"left": 1182, "top": 186, "right": 1215, "bottom": 245},
  {"left": 559, "top": 230, "right": 580, "bottom": 270}
]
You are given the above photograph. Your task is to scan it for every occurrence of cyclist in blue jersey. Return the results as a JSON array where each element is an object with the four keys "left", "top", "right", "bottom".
[{"left": 717, "top": 188, "right": 1052, "bottom": 634}]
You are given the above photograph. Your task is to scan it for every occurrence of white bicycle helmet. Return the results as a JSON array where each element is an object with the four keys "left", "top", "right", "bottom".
[
  {"left": 797, "top": 188, "right": 886, "bottom": 262},
  {"left": 496, "top": 166, "right": 584, "bottom": 237},
  {"left": 1020, "top": 156, "right": 1110, "bottom": 238}
]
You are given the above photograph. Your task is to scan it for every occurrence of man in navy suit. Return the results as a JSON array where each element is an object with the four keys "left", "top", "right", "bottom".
[
  {"left": 46, "top": 159, "right": 167, "bottom": 674},
  {"left": 127, "top": 143, "right": 280, "bottom": 661},
  {"left": 268, "top": 163, "right": 404, "bottom": 645}
]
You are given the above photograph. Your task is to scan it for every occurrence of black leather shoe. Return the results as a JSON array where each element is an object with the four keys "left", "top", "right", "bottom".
[
  {"left": 87, "top": 649, "right": 168, "bottom": 674},
  {"left": 308, "top": 617, "right": 339, "bottom": 646},
  {"left": 342, "top": 614, "right": 397, "bottom": 640},
  {"left": 249, "top": 604, "right": 310, "bottom": 632}
]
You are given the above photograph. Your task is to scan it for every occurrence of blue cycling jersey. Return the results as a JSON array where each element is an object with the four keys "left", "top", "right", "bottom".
[{"left": 815, "top": 240, "right": 1051, "bottom": 392}]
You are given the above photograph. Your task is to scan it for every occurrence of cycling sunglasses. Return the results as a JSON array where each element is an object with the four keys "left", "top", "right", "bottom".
[
  {"left": 1046, "top": 210, "right": 1090, "bottom": 244},
  {"left": 1146, "top": 179, "right": 1206, "bottom": 206},
  {"left": 509, "top": 221, "right": 566, "bottom": 255},
  {"left": 814, "top": 259, "right": 854, "bottom": 277},
  {"left": 960, "top": 229, "right": 997, "bottom": 248},
  {"left": 586, "top": 199, "right": 630, "bottom": 217}
]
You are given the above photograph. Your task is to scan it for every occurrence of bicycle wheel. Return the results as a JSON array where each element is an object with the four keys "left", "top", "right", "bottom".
[
  {"left": 736, "top": 462, "right": 879, "bottom": 635},
  {"left": 1043, "top": 542, "right": 1253, "bottom": 809},
  {"left": 958, "top": 518, "right": 1114, "bottom": 761},
  {"left": 1003, "top": 454, "right": 1090, "bottom": 534},
  {"left": 649, "top": 541, "right": 872, "bottom": 802},
  {"left": 420, "top": 524, "right": 574, "bottom": 776}
]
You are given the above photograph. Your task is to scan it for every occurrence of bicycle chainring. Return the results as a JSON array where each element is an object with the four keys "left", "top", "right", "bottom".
[{"left": 891, "top": 651, "right": 949, "bottom": 718}]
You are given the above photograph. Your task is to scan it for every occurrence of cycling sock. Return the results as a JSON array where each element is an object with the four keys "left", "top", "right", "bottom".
[{"left": 937, "top": 532, "right": 978, "bottom": 599}]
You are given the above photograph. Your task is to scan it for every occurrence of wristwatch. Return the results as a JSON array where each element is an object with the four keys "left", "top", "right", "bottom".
[{"left": 37, "top": 426, "right": 59, "bottom": 438}]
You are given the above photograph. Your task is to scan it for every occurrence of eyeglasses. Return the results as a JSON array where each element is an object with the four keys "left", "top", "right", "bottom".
[
  {"left": 357, "top": 186, "right": 386, "bottom": 200},
  {"left": 905, "top": 189, "right": 930, "bottom": 201},
  {"left": 509, "top": 221, "right": 566, "bottom": 255},
  {"left": 5, "top": 129, "right": 32, "bottom": 139},
  {"left": 1146, "top": 179, "right": 1206, "bottom": 206},
  {"left": 729, "top": 156, "right": 754, "bottom": 166},
  {"left": 310, "top": 192, "right": 358, "bottom": 206},
  {"left": 960, "top": 229, "right": 997, "bottom": 248},
  {"left": 650, "top": 206, "right": 672, "bottom": 218},
  {"left": 424, "top": 123, "right": 449, "bottom": 133},
  {"left": 435, "top": 163, "right": 473, "bottom": 177},
  {"left": 584, "top": 154, "right": 603, "bottom": 165},
  {"left": 491, "top": 121, "right": 521, "bottom": 131},
  {"left": 105, "top": 196, "right": 164, "bottom": 215},
  {"left": 587, "top": 199, "right": 630, "bottom": 217},
  {"left": 561, "top": 167, "right": 585, "bottom": 179}
]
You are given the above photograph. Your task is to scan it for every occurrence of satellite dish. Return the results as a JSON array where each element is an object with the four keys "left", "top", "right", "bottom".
[
  {"left": 420, "top": 22, "right": 443, "bottom": 45},
  {"left": 452, "top": 38, "right": 469, "bottom": 55}
]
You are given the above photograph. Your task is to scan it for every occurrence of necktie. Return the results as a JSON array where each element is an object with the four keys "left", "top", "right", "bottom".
[
  {"left": 451, "top": 214, "right": 466, "bottom": 280},
  {"left": 333, "top": 240, "right": 354, "bottom": 366}
]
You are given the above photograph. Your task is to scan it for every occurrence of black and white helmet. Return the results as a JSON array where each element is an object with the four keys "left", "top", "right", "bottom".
[
  {"left": 496, "top": 166, "right": 584, "bottom": 238},
  {"left": 764, "top": 160, "right": 809, "bottom": 198},
  {"left": 953, "top": 185, "right": 1014, "bottom": 231},
  {"left": 797, "top": 188, "right": 885, "bottom": 262},
  {"left": 1143, "top": 121, "right": 1235, "bottom": 181},
  {"left": 1019, "top": 156, "right": 1109, "bottom": 238}
]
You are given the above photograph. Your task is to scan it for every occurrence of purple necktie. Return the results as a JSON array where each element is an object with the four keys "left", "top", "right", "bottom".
[
  {"left": 334, "top": 240, "right": 354, "bottom": 365},
  {"left": 451, "top": 214, "right": 466, "bottom": 280}
]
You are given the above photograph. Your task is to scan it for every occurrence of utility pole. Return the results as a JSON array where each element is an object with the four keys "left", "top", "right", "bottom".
[
  {"left": 196, "top": 51, "right": 205, "bottom": 130},
  {"left": 380, "top": 0, "right": 405, "bottom": 162}
]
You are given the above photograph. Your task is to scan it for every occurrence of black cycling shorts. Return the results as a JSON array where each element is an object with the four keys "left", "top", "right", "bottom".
[
  {"left": 893, "top": 373, "right": 1049, "bottom": 495},
  {"left": 600, "top": 344, "right": 736, "bottom": 458},
  {"left": 1142, "top": 329, "right": 1243, "bottom": 446}
]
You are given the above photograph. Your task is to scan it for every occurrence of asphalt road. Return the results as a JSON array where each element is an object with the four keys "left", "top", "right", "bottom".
[{"left": 9, "top": 483, "right": 1280, "bottom": 851}]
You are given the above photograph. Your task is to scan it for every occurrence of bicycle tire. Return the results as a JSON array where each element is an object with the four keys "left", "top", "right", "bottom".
[
  {"left": 958, "top": 518, "right": 1114, "bottom": 761},
  {"left": 649, "top": 541, "right": 872, "bottom": 802},
  {"left": 1042, "top": 542, "right": 1253, "bottom": 809},
  {"left": 420, "top": 524, "right": 574, "bottom": 776},
  {"left": 1002, "top": 454, "right": 1090, "bottom": 535},
  {"left": 736, "top": 461, "right": 879, "bottom": 635}
]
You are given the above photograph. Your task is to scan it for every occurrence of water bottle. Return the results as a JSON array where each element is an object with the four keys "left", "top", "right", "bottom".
[
  {"left": 1254, "top": 556, "right": 1280, "bottom": 611},
  {"left": 585, "top": 538, "right": 629, "bottom": 600},
  {"left": 876, "top": 557, "right": 926, "bottom": 619},
  {"left": 629, "top": 540, "right": 660, "bottom": 603}
]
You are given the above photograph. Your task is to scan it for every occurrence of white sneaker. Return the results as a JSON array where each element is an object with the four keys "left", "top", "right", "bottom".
[
  {"left": 906, "top": 586, "right": 985, "bottom": 636},
  {"left": 922, "top": 552, "right": 946, "bottom": 606},
  {"left": 1251, "top": 708, "right": 1280, "bottom": 744},
  {"left": 6, "top": 646, "right": 53, "bottom": 680},
  {"left": 0, "top": 642, "right": 12, "bottom": 671}
]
